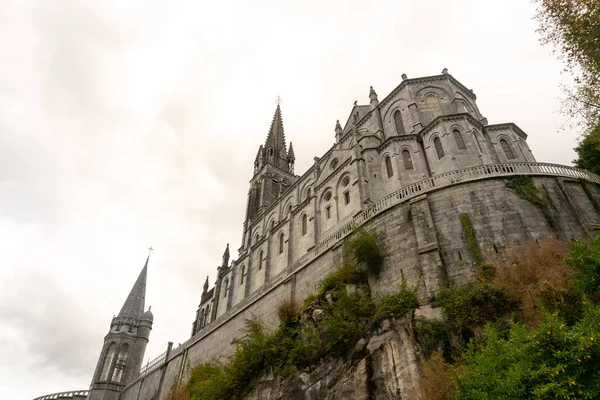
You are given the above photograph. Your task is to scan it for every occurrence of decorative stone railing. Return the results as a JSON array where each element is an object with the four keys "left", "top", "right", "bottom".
[
  {"left": 164, "top": 162, "right": 600, "bottom": 359},
  {"left": 33, "top": 390, "right": 88, "bottom": 400}
]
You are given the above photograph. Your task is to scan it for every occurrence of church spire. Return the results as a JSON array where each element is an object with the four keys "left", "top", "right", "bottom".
[
  {"left": 260, "top": 104, "right": 291, "bottom": 172},
  {"left": 117, "top": 257, "right": 148, "bottom": 319}
]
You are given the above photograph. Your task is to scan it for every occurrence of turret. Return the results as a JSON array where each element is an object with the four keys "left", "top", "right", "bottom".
[
  {"left": 369, "top": 86, "right": 379, "bottom": 108},
  {"left": 335, "top": 120, "right": 343, "bottom": 143},
  {"left": 88, "top": 256, "right": 153, "bottom": 400},
  {"left": 221, "top": 243, "right": 230, "bottom": 268},
  {"left": 287, "top": 142, "right": 295, "bottom": 174}
]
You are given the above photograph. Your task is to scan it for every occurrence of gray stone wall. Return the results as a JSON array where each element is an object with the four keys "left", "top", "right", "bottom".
[{"left": 124, "top": 175, "right": 600, "bottom": 400}]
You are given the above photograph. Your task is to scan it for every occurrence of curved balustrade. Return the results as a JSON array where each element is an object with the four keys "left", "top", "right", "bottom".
[
  {"left": 167, "top": 162, "right": 600, "bottom": 358},
  {"left": 33, "top": 390, "right": 89, "bottom": 400}
]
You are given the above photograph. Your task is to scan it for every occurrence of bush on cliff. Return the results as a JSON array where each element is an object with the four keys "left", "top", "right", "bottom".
[{"left": 419, "top": 234, "right": 600, "bottom": 400}]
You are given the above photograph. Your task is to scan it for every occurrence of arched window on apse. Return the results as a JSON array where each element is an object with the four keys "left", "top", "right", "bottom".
[
  {"left": 427, "top": 96, "right": 440, "bottom": 111},
  {"left": 434, "top": 137, "right": 445, "bottom": 159},
  {"left": 385, "top": 156, "right": 393, "bottom": 178},
  {"left": 394, "top": 110, "right": 405, "bottom": 135},
  {"left": 402, "top": 150, "right": 413, "bottom": 170},
  {"left": 301, "top": 214, "right": 307, "bottom": 235},
  {"left": 453, "top": 129, "right": 466, "bottom": 150},
  {"left": 100, "top": 343, "right": 116, "bottom": 381},
  {"left": 500, "top": 139, "right": 516, "bottom": 160},
  {"left": 258, "top": 250, "right": 263, "bottom": 270},
  {"left": 279, "top": 233, "right": 284, "bottom": 254}
]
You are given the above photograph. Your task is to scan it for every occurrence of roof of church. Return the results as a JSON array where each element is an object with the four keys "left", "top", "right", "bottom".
[
  {"left": 117, "top": 257, "right": 148, "bottom": 319},
  {"left": 265, "top": 104, "right": 287, "bottom": 156}
]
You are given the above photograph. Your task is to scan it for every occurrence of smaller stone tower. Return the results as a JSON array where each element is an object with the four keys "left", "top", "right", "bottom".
[{"left": 87, "top": 257, "right": 153, "bottom": 400}]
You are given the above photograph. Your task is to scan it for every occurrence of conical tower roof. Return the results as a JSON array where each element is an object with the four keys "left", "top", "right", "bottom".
[
  {"left": 265, "top": 104, "right": 287, "bottom": 157},
  {"left": 117, "top": 257, "right": 148, "bottom": 319}
]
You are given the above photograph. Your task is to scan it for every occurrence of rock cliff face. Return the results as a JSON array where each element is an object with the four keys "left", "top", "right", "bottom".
[{"left": 244, "top": 308, "right": 441, "bottom": 400}]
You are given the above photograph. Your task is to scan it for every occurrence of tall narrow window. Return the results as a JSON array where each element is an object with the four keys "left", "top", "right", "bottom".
[
  {"left": 279, "top": 233, "right": 284, "bottom": 254},
  {"left": 394, "top": 110, "right": 405, "bottom": 135},
  {"left": 306, "top": 188, "right": 312, "bottom": 200},
  {"left": 258, "top": 250, "right": 263, "bottom": 270},
  {"left": 385, "top": 156, "right": 393, "bottom": 178},
  {"left": 100, "top": 343, "right": 116, "bottom": 381},
  {"left": 344, "top": 191, "right": 350, "bottom": 205},
  {"left": 240, "top": 266, "right": 245, "bottom": 285},
  {"left": 325, "top": 205, "right": 331, "bottom": 220},
  {"left": 112, "top": 344, "right": 129, "bottom": 383},
  {"left": 270, "top": 220, "right": 275, "bottom": 230},
  {"left": 434, "top": 137, "right": 445, "bottom": 159},
  {"left": 301, "top": 214, "right": 307, "bottom": 235},
  {"left": 224, "top": 278, "right": 229, "bottom": 296},
  {"left": 402, "top": 150, "right": 414, "bottom": 170},
  {"left": 453, "top": 129, "right": 466, "bottom": 150},
  {"left": 500, "top": 139, "right": 515, "bottom": 160}
]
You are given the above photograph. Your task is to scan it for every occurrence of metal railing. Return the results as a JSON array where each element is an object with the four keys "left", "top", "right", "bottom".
[
  {"left": 139, "top": 350, "right": 167, "bottom": 377},
  {"left": 168, "top": 162, "right": 600, "bottom": 356},
  {"left": 33, "top": 390, "right": 89, "bottom": 400}
]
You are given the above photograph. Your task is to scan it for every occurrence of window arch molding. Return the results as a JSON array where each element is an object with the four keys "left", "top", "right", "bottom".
[
  {"left": 393, "top": 109, "right": 406, "bottom": 135},
  {"left": 382, "top": 154, "right": 394, "bottom": 178},
  {"left": 299, "top": 180, "right": 314, "bottom": 202},
  {"left": 498, "top": 136, "right": 516, "bottom": 160},
  {"left": 400, "top": 148, "right": 414, "bottom": 171},
  {"left": 451, "top": 128, "right": 467, "bottom": 150}
]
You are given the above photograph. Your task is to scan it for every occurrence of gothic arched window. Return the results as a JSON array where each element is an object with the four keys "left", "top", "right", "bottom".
[
  {"left": 434, "top": 137, "right": 445, "bottom": 159},
  {"left": 301, "top": 214, "right": 307, "bottom": 235},
  {"left": 100, "top": 343, "right": 116, "bottom": 381},
  {"left": 224, "top": 278, "right": 229, "bottom": 297},
  {"left": 279, "top": 232, "right": 284, "bottom": 254},
  {"left": 394, "top": 110, "right": 405, "bottom": 135},
  {"left": 385, "top": 156, "right": 393, "bottom": 178},
  {"left": 258, "top": 250, "right": 263, "bottom": 270},
  {"left": 112, "top": 343, "right": 129, "bottom": 383},
  {"left": 306, "top": 187, "right": 312, "bottom": 200},
  {"left": 500, "top": 139, "right": 515, "bottom": 160},
  {"left": 402, "top": 150, "right": 414, "bottom": 170},
  {"left": 453, "top": 129, "right": 466, "bottom": 150}
]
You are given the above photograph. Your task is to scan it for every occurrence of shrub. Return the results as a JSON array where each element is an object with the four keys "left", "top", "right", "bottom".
[
  {"left": 318, "top": 262, "right": 366, "bottom": 294},
  {"left": 276, "top": 298, "right": 300, "bottom": 326},
  {"left": 419, "top": 352, "right": 458, "bottom": 400},
  {"left": 493, "top": 239, "right": 577, "bottom": 326},
  {"left": 566, "top": 232, "right": 600, "bottom": 300},
  {"left": 345, "top": 227, "right": 385, "bottom": 277},
  {"left": 456, "top": 305, "right": 600, "bottom": 400},
  {"left": 438, "top": 282, "right": 519, "bottom": 331},
  {"left": 377, "top": 276, "right": 419, "bottom": 317}
]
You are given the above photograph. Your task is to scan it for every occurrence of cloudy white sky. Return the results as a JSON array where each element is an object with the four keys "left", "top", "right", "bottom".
[{"left": 0, "top": 0, "right": 578, "bottom": 398}]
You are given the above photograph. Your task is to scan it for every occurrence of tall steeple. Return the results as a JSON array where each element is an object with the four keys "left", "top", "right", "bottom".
[
  {"left": 117, "top": 258, "right": 148, "bottom": 319},
  {"left": 88, "top": 255, "right": 154, "bottom": 400},
  {"left": 258, "top": 104, "right": 291, "bottom": 172}
]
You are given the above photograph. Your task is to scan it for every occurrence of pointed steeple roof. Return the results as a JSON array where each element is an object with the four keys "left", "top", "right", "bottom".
[
  {"left": 287, "top": 142, "right": 295, "bottom": 160},
  {"left": 265, "top": 104, "right": 287, "bottom": 157},
  {"left": 117, "top": 257, "right": 148, "bottom": 319}
]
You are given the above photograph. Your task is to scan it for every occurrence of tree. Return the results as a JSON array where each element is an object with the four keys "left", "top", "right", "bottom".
[{"left": 533, "top": 0, "right": 600, "bottom": 172}]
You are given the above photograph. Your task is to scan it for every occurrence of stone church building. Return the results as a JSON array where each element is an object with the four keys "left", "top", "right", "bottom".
[{"left": 33, "top": 70, "right": 600, "bottom": 400}]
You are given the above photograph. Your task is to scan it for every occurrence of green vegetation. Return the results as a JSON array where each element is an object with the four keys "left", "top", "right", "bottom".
[
  {"left": 533, "top": 0, "right": 600, "bottom": 174},
  {"left": 179, "top": 228, "right": 417, "bottom": 400},
  {"left": 459, "top": 213, "right": 481, "bottom": 265},
  {"left": 344, "top": 227, "right": 386, "bottom": 277},
  {"left": 419, "top": 233, "right": 600, "bottom": 400},
  {"left": 504, "top": 176, "right": 555, "bottom": 227}
]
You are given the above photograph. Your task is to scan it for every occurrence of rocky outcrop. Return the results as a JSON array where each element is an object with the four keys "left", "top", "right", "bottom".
[{"left": 244, "top": 307, "right": 442, "bottom": 400}]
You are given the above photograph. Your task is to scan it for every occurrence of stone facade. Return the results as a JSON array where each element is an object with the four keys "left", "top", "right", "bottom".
[{"left": 33, "top": 71, "right": 600, "bottom": 400}]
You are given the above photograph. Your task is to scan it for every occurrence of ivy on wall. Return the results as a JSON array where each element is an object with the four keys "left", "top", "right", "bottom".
[
  {"left": 504, "top": 176, "right": 555, "bottom": 228},
  {"left": 460, "top": 213, "right": 481, "bottom": 265}
]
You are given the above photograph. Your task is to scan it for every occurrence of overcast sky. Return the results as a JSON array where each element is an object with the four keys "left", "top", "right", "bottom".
[{"left": 0, "top": 0, "right": 578, "bottom": 398}]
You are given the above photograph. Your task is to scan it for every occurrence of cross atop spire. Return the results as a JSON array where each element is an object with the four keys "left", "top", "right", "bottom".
[{"left": 117, "top": 257, "right": 148, "bottom": 319}]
